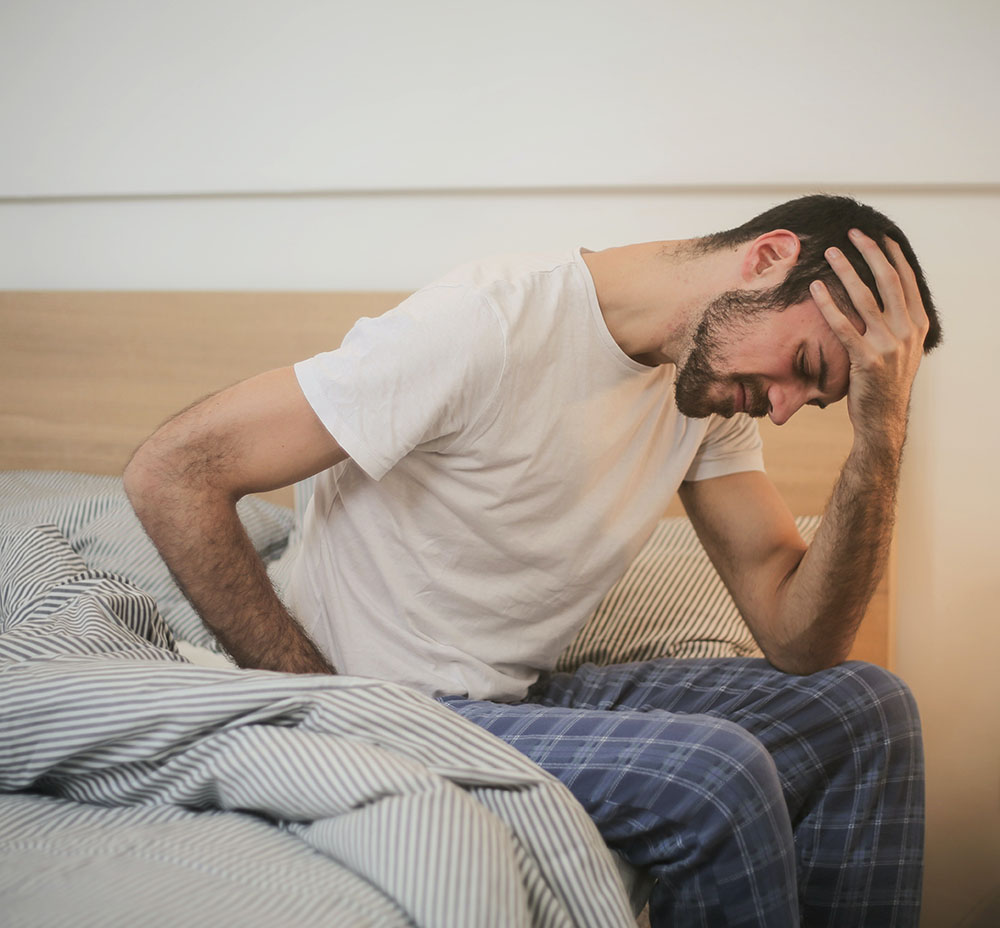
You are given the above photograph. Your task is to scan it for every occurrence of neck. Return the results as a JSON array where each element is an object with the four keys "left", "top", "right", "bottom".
[{"left": 582, "top": 240, "right": 739, "bottom": 366}]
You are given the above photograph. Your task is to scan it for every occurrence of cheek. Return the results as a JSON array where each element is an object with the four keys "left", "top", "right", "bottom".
[{"left": 716, "top": 336, "right": 771, "bottom": 376}]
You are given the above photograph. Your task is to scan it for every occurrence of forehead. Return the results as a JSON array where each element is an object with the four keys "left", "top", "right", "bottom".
[
  {"left": 762, "top": 300, "right": 833, "bottom": 339},
  {"left": 727, "top": 300, "right": 830, "bottom": 350}
]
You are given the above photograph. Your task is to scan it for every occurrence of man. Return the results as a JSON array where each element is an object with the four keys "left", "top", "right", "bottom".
[{"left": 126, "top": 194, "right": 940, "bottom": 926}]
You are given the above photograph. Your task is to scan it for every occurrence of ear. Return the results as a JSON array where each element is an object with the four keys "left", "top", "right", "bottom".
[{"left": 741, "top": 230, "right": 800, "bottom": 283}]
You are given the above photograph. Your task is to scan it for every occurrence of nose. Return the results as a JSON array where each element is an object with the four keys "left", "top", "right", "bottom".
[{"left": 766, "top": 383, "right": 808, "bottom": 426}]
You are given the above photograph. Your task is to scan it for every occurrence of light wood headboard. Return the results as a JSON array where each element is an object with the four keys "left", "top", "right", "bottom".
[{"left": 0, "top": 291, "right": 891, "bottom": 667}]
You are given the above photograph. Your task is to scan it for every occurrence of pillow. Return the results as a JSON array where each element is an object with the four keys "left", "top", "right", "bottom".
[
  {"left": 0, "top": 471, "right": 294, "bottom": 652},
  {"left": 556, "top": 515, "right": 822, "bottom": 671}
]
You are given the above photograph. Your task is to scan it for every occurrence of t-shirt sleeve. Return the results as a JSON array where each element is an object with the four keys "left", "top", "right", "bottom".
[
  {"left": 294, "top": 285, "right": 506, "bottom": 480},
  {"left": 683, "top": 413, "right": 765, "bottom": 482}
]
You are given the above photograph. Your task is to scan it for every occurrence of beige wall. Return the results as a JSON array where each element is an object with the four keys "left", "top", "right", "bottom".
[{"left": 892, "top": 193, "right": 1000, "bottom": 927}]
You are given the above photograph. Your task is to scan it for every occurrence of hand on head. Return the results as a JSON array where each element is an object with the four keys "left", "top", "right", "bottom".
[{"left": 809, "top": 230, "right": 931, "bottom": 444}]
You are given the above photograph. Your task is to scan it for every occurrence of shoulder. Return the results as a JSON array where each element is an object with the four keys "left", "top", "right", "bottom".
[
  {"left": 432, "top": 249, "right": 595, "bottom": 353},
  {"left": 430, "top": 249, "right": 584, "bottom": 292}
]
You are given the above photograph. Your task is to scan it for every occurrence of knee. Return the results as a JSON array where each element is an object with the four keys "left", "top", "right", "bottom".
[
  {"left": 818, "top": 661, "right": 922, "bottom": 743},
  {"left": 699, "top": 719, "right": 787, "bottom": 823},
  {"left": 616, "top": 716, "right": 786, "bottom": 828}
]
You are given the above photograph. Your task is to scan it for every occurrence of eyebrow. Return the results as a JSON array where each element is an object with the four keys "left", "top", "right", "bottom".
[{"left": 817, "top": 344, "right": 828, "bottom": 394}]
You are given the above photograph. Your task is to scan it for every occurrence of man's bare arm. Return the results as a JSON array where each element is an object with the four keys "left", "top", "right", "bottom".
[
  {"left": 680, "top": 462, "right": 896, "bottom": 674},
  {"left": 123, "top": 366, "right": 348, "bottom": 673},
  {"left": 681, "top": 231, "right": 930, "bottom": 673}
]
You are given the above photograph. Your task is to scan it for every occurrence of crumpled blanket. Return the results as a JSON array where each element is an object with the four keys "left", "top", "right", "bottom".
[{"left": 0, "top": 519, "right": 634, "bottom": 927}]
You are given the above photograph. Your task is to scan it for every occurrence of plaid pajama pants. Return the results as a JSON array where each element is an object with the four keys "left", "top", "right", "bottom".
[{"left": 442, "top": 658, "right": 924, "bottom": 927}]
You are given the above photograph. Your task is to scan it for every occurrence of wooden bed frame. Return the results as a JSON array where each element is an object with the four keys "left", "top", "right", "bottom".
[{"left": 0, "top": 291, "right": 893, "bottom": 668}]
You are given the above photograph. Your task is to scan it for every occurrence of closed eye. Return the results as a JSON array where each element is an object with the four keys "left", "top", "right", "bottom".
[
  {"left": 817, "top": 344, "right": 829, "bottom": 394},
  {"left": 799, "top": 343, "right": 830, "bottom": 409}
]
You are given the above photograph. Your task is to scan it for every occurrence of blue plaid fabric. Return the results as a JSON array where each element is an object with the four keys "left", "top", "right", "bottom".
[{"left": 442, "top": 658, "right": 924, "bottom": 927}]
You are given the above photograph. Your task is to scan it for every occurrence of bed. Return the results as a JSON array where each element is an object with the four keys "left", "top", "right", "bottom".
[{"left": 0, "top": 291, "right": 893, "bottom": 926}]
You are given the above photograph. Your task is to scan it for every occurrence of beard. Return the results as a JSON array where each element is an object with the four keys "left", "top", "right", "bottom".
[{"left": 674, "top": 288, "right": 775, "bottom": 419}]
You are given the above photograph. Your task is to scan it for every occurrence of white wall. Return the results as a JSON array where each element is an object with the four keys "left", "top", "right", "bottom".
[
  {"left": 2, "top": 0, "right": 998, "bottom": 195},
  {"left": 2, "top": 2, "right": 998, "bottom": 924}
]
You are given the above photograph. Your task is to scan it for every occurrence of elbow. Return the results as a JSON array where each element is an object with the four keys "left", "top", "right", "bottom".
[
  {"left": 123, "top": 430, "right": 199, "bottom": 513},
  {"left": 756, "top": 595, "right": 857, "bottom": 676},
  {"left": 123, "top": 439, "right": 154, "bottom": 504},
  {"left": 124, "top": 426, "right": 240, "bottom": 522},
  {"left": 123, "top": 435, "right": 173, "bottom": 520},
  {"left": 760, "top": 637, "right": 852, "bottom": 677},
  {"left": 766, "top": 653, "right": 847, "bottom": 677}
]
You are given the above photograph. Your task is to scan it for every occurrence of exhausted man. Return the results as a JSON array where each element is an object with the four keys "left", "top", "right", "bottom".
[{"left": 126, "top": 194, "right": 940, "bottom": 926}]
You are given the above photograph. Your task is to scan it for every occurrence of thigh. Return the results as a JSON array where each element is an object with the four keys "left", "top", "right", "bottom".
[
  {"left": 439, "top": 696, "right": 789, "bottom": 861},
  {"left": 440, "top": 694, "right": 802, "bottom": 926},
  {"left": 531, "top": 658, "right": 924, "bottom": 826},
  {"left": 528, "top": 657, "right": 837, "bottom": 717},
  {"left": 532, "top": 657, "right": 919, "bottom": 744}
]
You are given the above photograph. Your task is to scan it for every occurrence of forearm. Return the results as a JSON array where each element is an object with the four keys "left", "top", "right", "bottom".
[
  {"left": 699, "top": 230, "right": 929, "bottom": 675},
  {"left": 125, "top": 464, "right": 335, "bottom": 675},
  {"left": 770, "top": 428, "right": 903, "bottom": 671},
  {"left": 768, "top": 228, "right": 932, "bottom": 671}
]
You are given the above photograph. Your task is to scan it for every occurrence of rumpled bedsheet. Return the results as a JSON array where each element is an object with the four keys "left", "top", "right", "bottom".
[{"left": 0, "top": 517, "right": 633, "bottom": 927}]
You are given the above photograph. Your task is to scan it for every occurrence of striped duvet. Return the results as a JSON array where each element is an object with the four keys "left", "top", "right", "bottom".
[{"left": 0, "top": 474, "right": 634, "bottom": 927}]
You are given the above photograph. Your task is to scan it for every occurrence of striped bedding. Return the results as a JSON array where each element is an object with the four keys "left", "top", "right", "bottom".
[
  {"left": 559, "top": 514, "right": 820, "bottom": 671},
  {"left": 0, "top": 474, "right": 635, "bottom": 927}
]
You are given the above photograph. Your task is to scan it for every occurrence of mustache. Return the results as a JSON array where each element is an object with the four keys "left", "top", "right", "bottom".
[{"left": 741, "top": 378, "right": 771, "bottom": 418}]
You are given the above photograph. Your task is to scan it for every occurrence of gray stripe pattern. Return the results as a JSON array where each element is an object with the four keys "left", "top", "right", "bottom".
[
  {"left": 0, "top": 496, "right": 633, "bottom": 926},
  {"left": 0, "top": 470, "right": 293, "bottom": 651},
  {"left": 559, "top": 515, "right": 821, "bottom": 670}
]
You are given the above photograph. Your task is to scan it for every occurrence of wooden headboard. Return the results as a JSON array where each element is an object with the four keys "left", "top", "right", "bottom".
[{"left": 0, "top": 291, "right": 892, "bottom": 667}]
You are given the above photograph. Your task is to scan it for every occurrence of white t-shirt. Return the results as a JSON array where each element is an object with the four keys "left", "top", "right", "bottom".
[{"left": 291, "top": 249, "right": 763, "bottom": 700}]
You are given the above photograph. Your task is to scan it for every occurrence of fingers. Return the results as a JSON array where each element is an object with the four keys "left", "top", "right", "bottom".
[
  {"left": 810, "top": 279, "right": 864, "bottom": 354},
  {"left": 846, "top": 229, "right": 906, "bottom": 320},
  {"left": 882, "top": 237, "right": 931, "bottom": 331},
  {"left": 821, "top": 230, "right": 926, "bottom": 341},
  {"left": 823, "top": 235, "right": 895, "bottom": 337}
]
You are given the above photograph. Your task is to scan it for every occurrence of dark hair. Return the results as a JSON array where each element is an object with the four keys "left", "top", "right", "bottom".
[{"left": 696, "top": 194, "right": 941, "bottom": 351}]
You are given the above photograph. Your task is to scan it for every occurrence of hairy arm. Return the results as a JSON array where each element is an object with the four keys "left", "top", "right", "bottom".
[
  {"left": 123, "top": 366, "right": 348, "bottom": 673},
  {"left": 680, "top": 460, "right": 897, "bottom": 674},
  {"left": 681, "top": 231, "right": 929, "bottom": 673}
]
